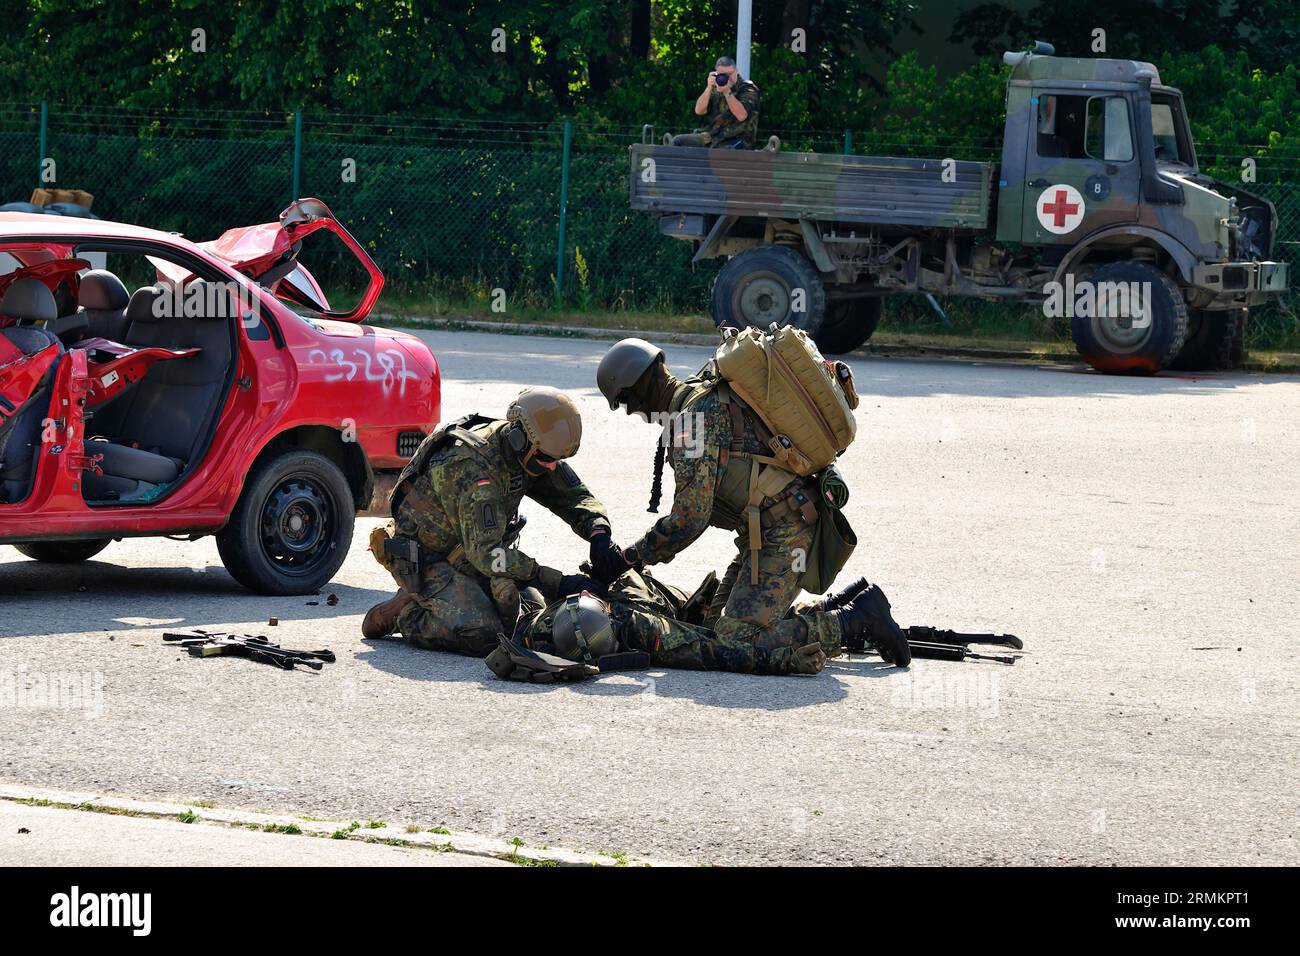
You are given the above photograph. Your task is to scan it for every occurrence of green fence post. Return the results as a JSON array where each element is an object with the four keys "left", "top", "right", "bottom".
[
  {"left": 843, "top": 128, "right": 852, "bottom": 156},
  {"left": 555, "top": 120, "right": 573, "bottom": 302},
  {"left": 37, "top": 101, "right": 48, "bottom": 187},
  {"left": 291, "top": 110, "right": 304, "bottom": 202}
]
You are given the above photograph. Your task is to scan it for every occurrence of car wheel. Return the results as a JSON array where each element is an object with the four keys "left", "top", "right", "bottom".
[
  {"left": 1069, "top": 261, "right": 1188, "bottom": 374},
  {"left": 815, "top": 298, "right": 883, "bottom": 355},
  {"left": 711, "top": 245, "right": 827, "bottom": 338},
  {"left": 12, "top": 539, "right": 111, "bottom": 563},
  {"left": 1168, "top": 308, "right": 1245, "bottom": 371},
  {"left": 216, "top": 449, "right": 355, "bottom": 595}
]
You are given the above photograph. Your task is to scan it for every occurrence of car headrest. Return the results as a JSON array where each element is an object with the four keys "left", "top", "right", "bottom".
[
  {"left": 126, "top": 285, "right": 164, "bottom": 324},
  {"left": 1, "top": 278, "right": 58, "bottom": 323},
  {"left": 186, "top": 280, "right": 237, "bottom": 320},
  {"left": 79, "top": 270, "right": 130, "bottom": 311}
]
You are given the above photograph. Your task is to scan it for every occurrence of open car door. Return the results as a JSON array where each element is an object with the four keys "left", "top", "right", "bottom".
[{"left": 154, "top": 198, "right": 384, "bottom": 322}]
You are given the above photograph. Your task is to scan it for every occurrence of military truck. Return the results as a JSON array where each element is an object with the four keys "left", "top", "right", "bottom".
[{"left": 630, "top": 42, "right": 1289, "bottom": 373}]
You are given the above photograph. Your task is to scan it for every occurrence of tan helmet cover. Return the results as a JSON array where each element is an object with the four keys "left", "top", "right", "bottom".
[{"left": 507, "top": 386, "right": 582, "bottom": 459}]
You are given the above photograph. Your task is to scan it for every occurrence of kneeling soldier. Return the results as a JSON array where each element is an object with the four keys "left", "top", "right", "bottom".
[
  {"left": 364, "top": 387, "right": 624, "bottom": 655},
  {"left": 595, "top": 338, "right": 910, "bottom": 670}
]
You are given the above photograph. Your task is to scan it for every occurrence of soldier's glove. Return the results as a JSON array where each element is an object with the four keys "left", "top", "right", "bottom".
[
  {"left": 588, "top": 531, "right": 630, "bottom": 584},
  {"left": 557, "top": 573, "right": 608, "bottom": 598},
  {"left": 790, "top": 643, "right": 827, "bottom": 675}
]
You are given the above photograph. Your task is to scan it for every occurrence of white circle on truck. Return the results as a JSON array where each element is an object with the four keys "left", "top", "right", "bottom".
[{"left": 1036, "top": 184, "right": 1086, "bottom": 234}]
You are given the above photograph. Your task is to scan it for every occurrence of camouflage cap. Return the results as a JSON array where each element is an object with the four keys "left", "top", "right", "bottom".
[
  {"left": 507, "top": 386, "right": 582, "bottom": 459},
  {"left": 597, "top": 338, "right": 665, "bottom": 409}
]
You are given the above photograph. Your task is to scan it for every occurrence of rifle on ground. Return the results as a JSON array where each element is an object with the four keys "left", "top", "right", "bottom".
[
  {"left": 902, "top": 626, "right": 1023, "bottom": 666},
  {"left": 163, "top": 631, "right": 336, "bottom": 670}
]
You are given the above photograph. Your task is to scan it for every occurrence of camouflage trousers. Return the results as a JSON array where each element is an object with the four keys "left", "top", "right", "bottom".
[
  {"left": 698, "top": 517, "right": 842, "bottom": 671},
  {"left": 514, "top": 569, "right": 816, "bottom": 677},
  {"left": 391, "top": 560, "right": 505, "bottom": 657}
]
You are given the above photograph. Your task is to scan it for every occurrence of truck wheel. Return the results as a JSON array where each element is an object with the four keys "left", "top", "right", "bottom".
[
  {"left": 815, "top": 298, "right": 883, "bottom": 355},
  {"left": 711, "top": 245, "right": 826, "bottom": 338},
  {"left": 216, "top": 449, "right": 355, "bottom": 595},
  {"left": 12, "top": 540, "right": 110, "bottom": 563},
  {"left": 1070, "top": 261, "right": 1188, "bottom": 374},
  {"left": 1169, "top": 308, "right": 1245, "bottom": 371}
]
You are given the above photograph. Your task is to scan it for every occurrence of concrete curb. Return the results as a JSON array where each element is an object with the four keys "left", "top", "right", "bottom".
[
  {"left": 0, "top": 783, "right": 675, "bottom": 868},
  {"left": 372, "top": 313, "right": 1299, "bottom": 373},
  {"left": 370, "top": 313, "right": 1081, "bottom": 366}
]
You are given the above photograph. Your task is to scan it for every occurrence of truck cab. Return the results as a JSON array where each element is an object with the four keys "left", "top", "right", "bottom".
[{"left": 996, "top": 47, "right": 1286, "bottom": 310}]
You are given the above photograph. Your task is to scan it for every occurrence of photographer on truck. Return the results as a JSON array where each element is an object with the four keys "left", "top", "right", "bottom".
[{"left": 670, "top": 55, "right": 761, "bottom": 149}]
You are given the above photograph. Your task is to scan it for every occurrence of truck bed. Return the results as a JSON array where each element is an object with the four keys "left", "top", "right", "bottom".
[{"left": 629, "top": 143, "right": 993, "bottom": 231}]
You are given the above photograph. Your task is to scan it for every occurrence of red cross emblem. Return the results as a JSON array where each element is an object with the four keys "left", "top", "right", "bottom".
[
  {"left": 1042, "top": 190, "right": 1078, "bottom": 226},
  {"left": 1035, "top": 184, "right": 1086, "bottom": 234}
]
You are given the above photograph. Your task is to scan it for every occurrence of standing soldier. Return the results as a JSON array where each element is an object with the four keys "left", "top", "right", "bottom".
[
  {"left": 670, "top": 56, "right": 761, "bottom": 149},
  {"left": 595, "top": 339, "right": 911, "bottom": 672},
  {"left": 363, "top": 387, "right": 628, "bottom": 654}
]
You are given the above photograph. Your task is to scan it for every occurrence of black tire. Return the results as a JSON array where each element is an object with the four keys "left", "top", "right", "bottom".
[
  {"left": 711, "top": 245, "right": 826, "bottom": 338},
  {"left": 815, "top": 298, "right": 883, "bottom": 354},
  {"left": 216, "top": 449, "right": 355, "bottom": 595},
  {"left": 12, "top": 539, "right": 111, "bottom": 563},
  {"left": 1069, "top": 261, "right": 1188, "bottom": 374},
  {"left": 1169, "top": 308, "right": 1245, "bottom": 371}
]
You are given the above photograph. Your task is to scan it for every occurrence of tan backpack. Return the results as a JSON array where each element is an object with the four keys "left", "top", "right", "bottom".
[{"left": 713, "top": 324, "right": 858, "bottom": 476}]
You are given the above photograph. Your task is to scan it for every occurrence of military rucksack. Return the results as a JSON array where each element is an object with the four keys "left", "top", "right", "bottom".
[
  {"left": 678, "top": 325, "right": 860, "bottom": 588},
  {"left": 712, "top": 324, "right": 858, "bottom": 476}
]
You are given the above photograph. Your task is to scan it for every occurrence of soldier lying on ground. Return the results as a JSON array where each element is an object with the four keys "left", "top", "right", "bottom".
[
  {"left": 594, "top": 338, "right": 911, "bottom": 671},
  {"left": 362, "top": 387, "right": 630, "bottom": 655},
  {"left": 669, "top": 55, "right": 761, "bottom": 149},
  {"left": 488, "top": 568, "right": 896, "bottom": 680}
]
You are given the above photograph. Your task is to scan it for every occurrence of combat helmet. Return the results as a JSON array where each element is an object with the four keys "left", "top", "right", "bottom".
[
  {"left": 597, "top": 338, "right": 665, "bottom": 410},
  {"left": 505, "top": 386, "right": 582, "bottom": 472},
  {"left": 551, "top": 592, "right": 617, "bottom": 662}
]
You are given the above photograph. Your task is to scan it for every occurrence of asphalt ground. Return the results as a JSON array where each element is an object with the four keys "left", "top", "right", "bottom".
[{"left": 2, "top": 330, "right": 1297, "bottom": 865}]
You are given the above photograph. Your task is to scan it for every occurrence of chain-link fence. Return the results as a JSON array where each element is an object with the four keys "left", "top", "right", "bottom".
[{"left": 1, "top": 103, "right": 1296, "bottom": 349}]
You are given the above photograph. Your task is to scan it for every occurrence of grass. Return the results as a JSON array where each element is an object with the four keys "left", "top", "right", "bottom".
[
  {"left": 261, "top": 823, "right": 302, "bottom": 835},
  {"left": 178, "top": 809, "right": 200, "bottom": 824}
]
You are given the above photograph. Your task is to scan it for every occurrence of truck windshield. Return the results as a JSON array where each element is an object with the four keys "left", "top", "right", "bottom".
[{"left": 1150, "top": 95, "right": 1192, "bottom": 166}]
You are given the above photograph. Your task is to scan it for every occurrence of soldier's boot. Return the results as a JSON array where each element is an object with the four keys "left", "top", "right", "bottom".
[
  {"left": 832, "top": 583, "right": 911, "bottom": 666},
  {"left": 801, "top": 576, "right": 870, "bottom": 615},
  {"left": 362, "top": 589, "right": 415, "bottom": 639}
]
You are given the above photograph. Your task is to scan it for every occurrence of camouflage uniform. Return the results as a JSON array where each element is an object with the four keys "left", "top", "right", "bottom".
[
  {"left": 628, "top": 383, "right": 842, "bottom": 672},
  {"left": 672, "top": 79, "right": 761, "bottom": 148},
  {"left": 521, "top": 569, "right": 817, "bottom": 676},
  {"left": 374, "top": 418, "right": 610, "bottom": 656}
]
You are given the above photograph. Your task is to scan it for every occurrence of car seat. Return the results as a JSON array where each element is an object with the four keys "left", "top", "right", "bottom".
[
  {"left": 0, "top": 281, "right": 64, "bottom": 503},
  {"left": 84, "top": 281, "right": 235, "bottom": 500}
]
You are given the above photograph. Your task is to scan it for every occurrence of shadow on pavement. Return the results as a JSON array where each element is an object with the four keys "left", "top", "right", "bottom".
[
  {"left": 0, "top": 560, "right": 389, "bottom": 638},
  {"left": 355, "top": 637, "right": 871, "bottom": 710}
]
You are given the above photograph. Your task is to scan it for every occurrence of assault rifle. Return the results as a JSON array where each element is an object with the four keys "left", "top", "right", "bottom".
[
  {"left": 164, "top": 631, "right": 336, "bottom": 670},
  {"left": 903, "top": 626, "right": 1023, "bottom": 666}
]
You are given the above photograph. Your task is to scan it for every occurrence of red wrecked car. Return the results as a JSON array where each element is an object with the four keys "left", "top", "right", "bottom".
[{"left": 0, "top": 199, "right": 440, "bottom": 593}]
